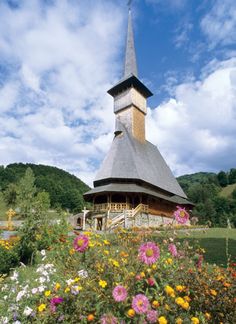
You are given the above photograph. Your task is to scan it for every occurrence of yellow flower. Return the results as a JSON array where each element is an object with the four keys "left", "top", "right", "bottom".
[
  {"left": 64, "top": 287, "right": 70, "bottom": 293},
  {"left": 175, "top": 297, "right": 185, "bottom": 306},
  {"left": 210, "top": 289, "right": 217, "bottom": 296},
  {"left": 54, "top": 283, "right": 60, "bottom": 290},
  {"left": 191, "top": 317, "right": 199, "bottom": 324},
  {"left": 165, "top": 285, "right": 175, "bottom": 298},
  {"left": 175, "top": 318, "right": 183, "bottom": 324},
  {"left": 69, "top": 248, "right": 75, "bottom": 255},
  {"left": 104, "top": 250, "right": 109, "bottom": 255},
  {"left": 99, "top": 280, "right": 107, "bottom": 288},
  {"left": 165, "top": 258, "right": 173, "bottom": 265},
  {"left": 176, "top": 285, "right": 185, "bottom": 292},
  {"left": 152, "top": 300, "right": 160, "bottom": 308},
  {"left": 75, "top": 285, "right": 83, "bottom": 291},
  {"left": 182, "top": 302, "right": 189, "bottom": 310},
  {"left": 103, "top": 239, "right": 110, "bottom": 245},
  {"left": 44, "top": 290, "right": 51, "bottom": 297},
  {"left": 73, "top": 277, "right": 80, "bottom": 282},
  {"left": 165, "top": 304, "right": 170, "bottom": 311},
  {"left": 127, "top": 309, "right": 135, "bottom": 318},
  {"left": 158, "top": 316, "right": 168, "bottom": 324},
  {"left": 152, "top": 264, "right": 157, "bottom": 270},
  {"left": 38, "top": 304, "right": 46, "bottom": 312},
  {"left": 205, "top": 313, "right": 211, "bottom": 320},
  {"left": 184, "top": 295, "right": 191, "bottom": 302},
  {"left": 112, "top": 260, "right": 120, "bottom": 267},
  {"left": 140, "top": 272, "right": 145, "bottom": 278}
]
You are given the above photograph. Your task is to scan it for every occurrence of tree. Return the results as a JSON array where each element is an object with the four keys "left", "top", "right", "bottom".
[
  {"left": 16, "top": 167, "right": 36, "bottom": 218},
  {"left": 232, "top": 189, "right": 236, "bottom": 200},
  {"left": 217, "top": 171, "right": 228, "bottom": 187},
  {"left": 4, "top": 183, "right": 18, "bottom": 206},
  {"left": 228, "top": 168, "right": 236, "bottom": 184}
]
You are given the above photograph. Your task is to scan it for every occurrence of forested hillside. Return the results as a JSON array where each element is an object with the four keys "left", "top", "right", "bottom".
[
  {"left": 177, "top": 169, "right": 236, "bottom": 227},
  {"left": 0, "top": 163, "right": 90, "bottom": 212}
]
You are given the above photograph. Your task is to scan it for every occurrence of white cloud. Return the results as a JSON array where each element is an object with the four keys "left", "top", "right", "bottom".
[
  {"left": 201, "top": 0, "right": 236, "bottom": 48},
  {"left": 147, "top": 58, "right": 236, "bottom": 176},
  {"left": 0, "top": 0, "right": 123, "bottom": 186}
]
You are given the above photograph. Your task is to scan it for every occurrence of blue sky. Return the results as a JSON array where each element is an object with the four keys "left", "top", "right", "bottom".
[{"left": 0, "top": 0, "right": 236, "bottom": 186}]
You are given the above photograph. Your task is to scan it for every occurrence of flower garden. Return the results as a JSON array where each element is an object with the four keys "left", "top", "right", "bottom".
[{"left": 0, "top": 208, "right": 235, "bottom": 323}]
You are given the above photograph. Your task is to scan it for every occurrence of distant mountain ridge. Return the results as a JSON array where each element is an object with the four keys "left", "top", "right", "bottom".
[{"left": 0, "top": 163, "right": 90, "bottom": 212}]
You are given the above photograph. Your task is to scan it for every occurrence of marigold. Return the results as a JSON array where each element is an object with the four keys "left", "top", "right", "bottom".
[
  {"left": 87, "top": 314, "right": 95, "bottom": 321},
  {"left": 158, "top": 316, "right": 168, "bottom": 324},
  {"left": 175, "top": 318, "right": 183, "bottom": 324},
  {"left": 38, "top": 304, "right": 46, "bottom": 312},
  {"left": 205, "top": 313, "right": 211, "bottom": 320},
  {"left": 175, "top": 297, "right": 185, "bottom": 306},
  {"left": 182, "top": 302, "right": 189, "bottom": 310},
  {"left": 210, "top": 289, "right": 217, "bottom": 296},
  {"left": 184, "top": 295, "right": 191, "bottom": 302},
  {"left": 165, "top": 285, "right": 175, "bottom": 298},
  {"left": 127, "top": 309, "right": 135, "bottom": 318},
  {"left": 191, "top": 317, "right": 199, "bottom": 324},
  {"left": 152, "top": 300, "right": 160, "bottom": 308},
  {"left": 176, "top": 285, "right": 185, "bottom": 292}
]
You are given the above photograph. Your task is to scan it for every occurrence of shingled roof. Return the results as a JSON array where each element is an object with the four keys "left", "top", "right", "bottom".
[{"left": 94, "top": 122, "right": 187, "bottom": 199}]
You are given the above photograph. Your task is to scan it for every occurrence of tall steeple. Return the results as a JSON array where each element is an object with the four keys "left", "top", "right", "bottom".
[{"left": 124, "top": 9, "right": 138, "bottom": 78}]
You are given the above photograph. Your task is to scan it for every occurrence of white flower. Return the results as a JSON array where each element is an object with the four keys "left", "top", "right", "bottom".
[
  {"left": 23, "top": 306, "right": 33, "bottom": 317},
  {"left": 66, "top": 278, "right": 74, "bottom": 286},
  {"left": 40, "top": 250, "right": 46, "bottom": 256},
  {"left": 3, "top": 295, "right": 8, "bottom": 300},
  {"left": 1, "top": 317, "right": 9, "bottom": 324},
  {"left": 38, "top": 285, "right": 45, "bottom": 292},
  {"left": 13, "top": 321, "right": 21, "bottom": 324},
  {"left": 39, "top": 277, "right": 46, "bottom": 284},
  {"left": 16, "top": 290, "right": 26, "bottom": 302},
  {"left": 78, "top": 269, "right": 88, "bottom": 278},
  {"left": 31, "top": 288, "right": 38, "bottom": 294},
  {"left": 10, "top": 271, "right": 19, "bottom": 281}
]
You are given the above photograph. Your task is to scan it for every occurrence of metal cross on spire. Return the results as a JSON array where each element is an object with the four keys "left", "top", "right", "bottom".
[{"left": 127, "top": 0, "right": 132, "bottom": 10}]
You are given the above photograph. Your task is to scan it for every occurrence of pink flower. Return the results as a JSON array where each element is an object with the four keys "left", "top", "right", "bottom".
[
  {"left": 138, "top": 242, "right": 160, "bottom": 265},
  {"left": 73, "top": 234, "right": 89, "bottom": 252},
  {"left": 132, "top": 294, "right": 150, "bottom": 314},
  {"left": 146, "top": 310, "right": 158, "bottom": 323},
  {"left": 174, "top": 206, "right": 189, "bottom": 224},
  {"left": 100, "top": 313, "right": 118, "bottom": 324},
  {"left": 168, "top": 243, "right": 178, "bottom": 257},
  {"left": 50, "top": 297, "right": 63, "bottom": 312},
  {"left": 112, "top": 285, "right": 127, "bottom": 302},
  {"left": 147, "top": 278, "right": 155, "bottom": 286}
]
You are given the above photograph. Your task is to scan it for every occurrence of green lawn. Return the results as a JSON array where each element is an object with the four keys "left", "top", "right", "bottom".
[{"left": 177, "top": 228, "right": 236, "bottom": 267}]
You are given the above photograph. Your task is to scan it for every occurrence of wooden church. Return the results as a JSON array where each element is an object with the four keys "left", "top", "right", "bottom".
[{"left": 81, "top": 9, "right": 192, "bottom": 231}]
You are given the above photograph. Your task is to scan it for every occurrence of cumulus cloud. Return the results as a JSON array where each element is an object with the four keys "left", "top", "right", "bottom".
[
  {"left": 0, "top": 0, "right": 124, "bottom": 186},
  {"left": 147, "top": 58, "right": 236, "bottom": 176},
  {"left": 201, "top": 0, "right": 236, "bottom": 48}
]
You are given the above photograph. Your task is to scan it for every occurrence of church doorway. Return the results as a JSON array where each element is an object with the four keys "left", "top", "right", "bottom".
[{"left": 96, "top": 217, "right": 103, "bottom": 231}]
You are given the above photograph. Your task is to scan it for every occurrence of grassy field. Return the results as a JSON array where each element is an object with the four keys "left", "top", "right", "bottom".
[
  {"left": 219, "top": 183, "right": 236, "bottom": 198},
  {"left": 0, "top": 193, "right": 8, "bottom": 220},
  {"left": 177, "top": 228, "right": 236, "bottom": 267}
]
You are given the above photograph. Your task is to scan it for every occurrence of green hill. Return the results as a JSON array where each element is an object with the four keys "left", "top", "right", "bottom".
[
  {"left": 0, "top": 163, "right": 90, "bottom": 213},
  {"left": 220, "top": 183, "right": 236, "bottom": 198}
]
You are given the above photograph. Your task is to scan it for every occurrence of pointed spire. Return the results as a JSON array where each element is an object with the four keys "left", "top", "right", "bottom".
[{"left": 124, "top": 9, "right": 138, "bottom": 78}]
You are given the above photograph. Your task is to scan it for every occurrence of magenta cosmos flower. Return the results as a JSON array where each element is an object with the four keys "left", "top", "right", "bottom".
[
  {"left": 174, "top": 206, "right": 189, "bottom": 224},
  {"left": 132, "top": 294, "right": 150, "bottom": 314},
  {"left": 50, "top": 297, "right": 64, "bottom": 312},
  {"left": 112, "top": 285, "right": 127, "bottom": 302},
  {"left": 73, "top": 234, "right": 89, "bottom": 252},
  {"left": 168, "top": 243, "right": 178, "bottom": 257},
  {"left": 138, "top": 242, "right": 160, "bottom": 265},
  {"left": 146, "top": 310, "right": 158, "bottom": 323}
]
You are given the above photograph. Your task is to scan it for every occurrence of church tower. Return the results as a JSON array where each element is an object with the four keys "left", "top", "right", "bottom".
[
  {"left": 108, "top": 9, "right": 152, "bottom": 143},
  {"left": 83, "top": 7, "right": 192, "bottom": 231}
]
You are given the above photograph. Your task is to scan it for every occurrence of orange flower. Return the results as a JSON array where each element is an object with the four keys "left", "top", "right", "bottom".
[
  {"left": 127, "top": 309, "right": 135, "bottom": 318},
  {"left": 87, "top": 314, "right": 95, "bottom": 321},
  {"left": 152, "top": 300, "right": 160, "bottom": 308},
  {"left": 210, "top": 289, "right": 217, "bottom": 296}
]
